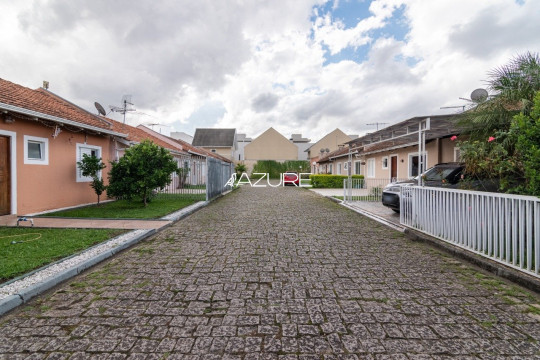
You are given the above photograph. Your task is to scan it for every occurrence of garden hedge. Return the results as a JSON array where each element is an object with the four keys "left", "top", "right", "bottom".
[{"left": 309, "top": 174, "right": 364, "bottom": 188}]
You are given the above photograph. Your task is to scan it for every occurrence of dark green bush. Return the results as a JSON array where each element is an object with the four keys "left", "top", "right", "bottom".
[
  {"left": 309, "top": 174, "right": 364, "bottom": 188},
  {"left": 252, "top": 160, "right": 310, "bottom": 179}
]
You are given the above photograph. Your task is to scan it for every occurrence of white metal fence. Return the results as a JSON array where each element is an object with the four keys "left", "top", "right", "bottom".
[
  {"left": 343, "top": 178, "right": 406, "bottom": 202},
  {"left": 401, "top": 186, "right": 540, "bottom": 278},
  {"left": 158, "top": 154, "right": 207, "bottom": 199}
]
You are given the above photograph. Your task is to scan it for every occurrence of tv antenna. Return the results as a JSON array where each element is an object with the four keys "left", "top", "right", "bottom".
[
  {"left": 144, "top": 123, "right": 171, "bottom": 133},
  {"left": 109, "top": 95, "right": 136, "bottom": 124},
  {"left": 94, "top": 102, "right": 106, "bottom": 116},
  {"left": 367, "top": 122, "right": 389, "bottom": 131}
]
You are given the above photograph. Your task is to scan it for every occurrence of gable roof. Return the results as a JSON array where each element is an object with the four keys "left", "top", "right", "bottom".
[
  {"left": 192, "top": 128, "right": 236, "bottom": 147},
  {"left": 305, "top": 128, "right": 351, "bottom": 152},
  {"left": 0, "top": 78, "right": 125, "bottom": 137},
  {"left": 137, "top": 125, "right": 232, "bottom": 163},
  {"left": 107, "top": 120, "right": 186, "bottom": 154}
]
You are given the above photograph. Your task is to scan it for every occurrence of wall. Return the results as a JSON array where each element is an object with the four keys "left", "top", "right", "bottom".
[
  {"left": 200, "top": 146, "right": 234, "bottom": 162},
  {"left": 244, "top": 128, "right": 298, "bottom": 162},
  {"left": 307, "top": 129, "right": 351, "bottom": 163},
  {"left": 362, "top": 139, "right": 457, "bottom": 181},
  {"left": 1, "top": 119, "right": 114, "bottom": 214}
]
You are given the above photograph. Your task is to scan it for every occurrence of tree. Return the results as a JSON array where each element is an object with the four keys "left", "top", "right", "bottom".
[
  {"left": 457, "top": 52, "right": 540, "bottom": 190},
  {"left": 234, "top": 163, "right": 247, "bottom": 178},
  {"left": 77, "top": 154, "right": 106, "bottom": 204},
  {"left": 107, "top": 140, "right": 179, "bottom": 206}
]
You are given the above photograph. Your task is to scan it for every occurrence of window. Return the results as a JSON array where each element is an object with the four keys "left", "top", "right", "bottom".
[
  {"left": 382, "top": 156, "right": 388, "bottom": 169},
  {"left": 367, "top": 158, "right": 375, "bottom": 178},
  {"left": 408, "top": 153, "right": 427, "bottom": 178},
  {"left": 24, "top": 135, "right": 49, "bottom": 165},
  {"left": 211, "top": 149, "right": 216, "bottom": 153},
  {"left": 454, "top": 147, "right": 461, "bottom": 162},
  {"left": 354, "top": 161, "right": 362, "bottom": 175},
  {"left": 338, "top": 163, "right": 342, "bottom": 175},
  {"left": 77, "top": 143, "right": 102, "bottom": 182},
  {"left": 329, "top": 164, "right": 333, "bottom": 174}
]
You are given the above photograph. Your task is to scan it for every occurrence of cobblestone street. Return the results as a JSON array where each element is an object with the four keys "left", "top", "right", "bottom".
[{"left": 1, "top": 186, "right": 540, "bottom": 359}]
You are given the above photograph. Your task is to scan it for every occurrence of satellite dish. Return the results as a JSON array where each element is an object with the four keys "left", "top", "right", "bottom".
[
  {"left": 471, "top": 88, "right": 488, "bottom": 103},
  {"left": 94, "top": 102, "right": 106, "bottom": 116}
]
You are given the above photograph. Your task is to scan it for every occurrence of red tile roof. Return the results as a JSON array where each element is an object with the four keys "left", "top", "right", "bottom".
[
  {"left": 0, "top": 78, "right": 117, "bottom": 132},
  {"left": 108, "top": 118, "right": 187, "bottom": 154}
]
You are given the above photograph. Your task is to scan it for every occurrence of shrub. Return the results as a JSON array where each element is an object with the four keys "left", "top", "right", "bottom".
[
  {"left": 77, "top": 154, "right": 107, "bottom": 204},
  {"left": 252, "top": 160, "right": 310, "bottom": 179},
  {"left": 107, "top": 140, "right": 179, "bottom": 206},
  {"left": 309, "top": 174, "right": 364, "bottom": 188}
]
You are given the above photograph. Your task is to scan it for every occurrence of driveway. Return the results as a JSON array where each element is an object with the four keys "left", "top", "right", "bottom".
[{"left": 1, "top": 186, "right": 540, "bottom": 358}]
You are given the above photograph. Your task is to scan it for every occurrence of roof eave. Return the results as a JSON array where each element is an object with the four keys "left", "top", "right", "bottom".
[{"left": 0, "top": 102, "right": 128, "bottom": 138}]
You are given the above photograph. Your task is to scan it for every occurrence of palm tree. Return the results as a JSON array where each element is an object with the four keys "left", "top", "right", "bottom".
[{"left": 459, "top": 52, "right": 540, "bottom": 140}]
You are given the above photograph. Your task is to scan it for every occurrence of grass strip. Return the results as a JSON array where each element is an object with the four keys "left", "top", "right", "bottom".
[
  {"left": 40, "top": 194, "right": 205, "bottom": 219},
  {"left": 0, "top": 227, "right": 125, "bottom": 282}
]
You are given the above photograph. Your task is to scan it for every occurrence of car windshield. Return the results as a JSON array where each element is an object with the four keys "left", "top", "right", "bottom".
[{"left": 423, "top": 167, "right": 458, "bottom": 181}]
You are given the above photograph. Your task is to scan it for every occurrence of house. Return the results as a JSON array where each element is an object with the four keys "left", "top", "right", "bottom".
[
  {"left": 170, "top": 131, "right": 193, "bottom": 144},
  {"left": 346, "top": 114, "right": 460, "bottom": 181},
  {"left": 316, "top": 146, "right": 355, "bottom": 175},
  {"left": 192, "top": 128, "right": 237, "bottom": 162},
  {"left": 243, "top": 127, "right": 299, "bottom": 172},
  {"left": 289, "top": 134, "right": 312, "bottom": 161},
  {"left": 235, "top": 133, "right": 252, "bottom": 162},
  {"left": 0, "top": 78, "right": 127, "bottom": 215},
  {"left": 305, "top": 128, "right": 354, "bottom": 174}
]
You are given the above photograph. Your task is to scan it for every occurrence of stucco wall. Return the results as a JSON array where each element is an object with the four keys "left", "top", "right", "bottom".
[
  {"left": 307, "top": 129, "right": 351, "bottom": 162},
  {"left": 1, "top": 120, "right": 115, "bottom": 214},
  {"left": 200, "top": 146, "right": 234, "bottom": 161},
  {"left": 362, "top": 139, "right": 458, "bottom": 181},
  {"left": 244, "top": 128, "right": 298, "bottom": 161}
]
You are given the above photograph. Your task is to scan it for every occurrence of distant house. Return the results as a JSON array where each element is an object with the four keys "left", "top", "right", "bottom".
[
  {"left": 192, "top": 128, "right": 237, "bottom": 162},
  {"left": 0, "top": 78, "right": 127, "bottom": 215},
  {"left": 316, "top": 147, "right": 352, "bottom": 175},
  {"left": 290, "top": 134, "right": 312, "bottom": 161},
  {"left": 346, "top": 114, "right": 460, "bottom": 181},
  {"left": 305, "top": 128, "right": 354, "bottom": 174},
  {"left": 235, "top": 133, "right": 252, "bottom": 162},
  {"left": 170, "top": 131, "right": 193, "bottom": 144},
  {"left": 243, "top": 127, "right": 299, "bottom": 171}
]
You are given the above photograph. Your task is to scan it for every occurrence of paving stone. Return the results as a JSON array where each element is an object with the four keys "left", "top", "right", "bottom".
[{"left": 1, "top": 186, "right": 540, "bottom": 358}]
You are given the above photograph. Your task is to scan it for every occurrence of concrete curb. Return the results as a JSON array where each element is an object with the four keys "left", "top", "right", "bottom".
[
  {"left": 321, "top": 196, "right": 540, "bottom": 294},
  {"left": 404, "top": 228, "right": 540, "bottom": 294},
  {"left": 0, "top": 195, "right": 221, "bottom": 317},
  {"left": 0, "top": 229, "right": 155, "bottom": 316}
]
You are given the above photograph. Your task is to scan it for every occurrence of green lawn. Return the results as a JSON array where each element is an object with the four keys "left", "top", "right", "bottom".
[
  {"left": 40, "top": 194, "right": 205, "bottom": 219},
  {"left": 0, "top": 227, "right": 125, "bottom": 282}
]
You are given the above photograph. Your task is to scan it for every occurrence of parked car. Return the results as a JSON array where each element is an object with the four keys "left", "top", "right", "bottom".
[
  {"left": 382, "top": 163, "right": 465, "bottom": 212},
  {"left": 283, "top": 171, "right": 300, "bottom": 186}
]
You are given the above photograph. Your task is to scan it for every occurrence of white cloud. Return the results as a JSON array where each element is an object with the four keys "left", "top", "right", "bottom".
[{"left": 0, "top": 0, "right": 538, "bottom": 141}]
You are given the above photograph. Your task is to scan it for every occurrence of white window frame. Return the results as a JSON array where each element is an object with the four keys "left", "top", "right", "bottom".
[
  {"left": 381, "top": 156, "right": 389, "bottom": 170},
  {"left": 76, "top": 143, "right": 102, "bottom": 182},
  {"left": 354, "top": 161, "right": 362, "bottom": 175},
  {"left": 329, "top": 164, "right": 333, "bottom": 174},
  {"left": 24, "top": 135, "right": 49, "bottom": 165},
  {"left": 408, "top": 152, "right": 427, "bottom": 178},
  {"left": 367, "top": 158, "right": 375, "bottom": 178}
]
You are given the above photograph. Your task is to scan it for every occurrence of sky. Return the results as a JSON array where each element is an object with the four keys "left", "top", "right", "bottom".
[{"left": 0, "top": 0, "right": 538, "bottom": 141}]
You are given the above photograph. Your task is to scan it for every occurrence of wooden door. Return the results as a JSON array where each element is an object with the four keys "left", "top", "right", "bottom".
[
  {"left": 390, "top": 155, "right": 397, "bottom": 181},
  {"left": 0, "top": 136, "right": 10, "bottom": 215}
]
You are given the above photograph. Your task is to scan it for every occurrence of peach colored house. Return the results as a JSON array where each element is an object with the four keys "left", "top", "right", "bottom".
[
  {"left": 0, "top": 78, "right": 129, "bottom": 215},
  {"left": 305, "top": 129, "right": 354, "bottom": 174}
]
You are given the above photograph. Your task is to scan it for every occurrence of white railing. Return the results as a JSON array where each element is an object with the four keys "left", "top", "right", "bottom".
[
  {"left": 343, "top": 178, "right": 407, "bottom": 202},
  {"left": 401, "top": 186, "right": 540, "bottom": 278}
]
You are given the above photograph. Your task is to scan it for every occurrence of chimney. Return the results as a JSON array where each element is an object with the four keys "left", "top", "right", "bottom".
[{"left": 43, "top": 81, "right": 49, "bottom": 90}]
